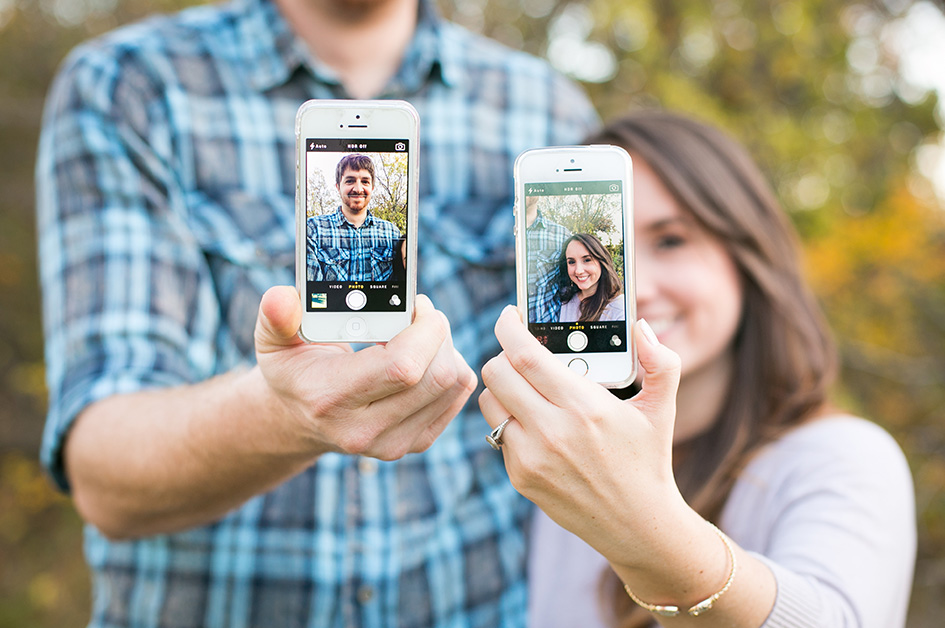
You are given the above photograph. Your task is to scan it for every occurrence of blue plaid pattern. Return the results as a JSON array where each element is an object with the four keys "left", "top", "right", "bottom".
[
  {"left": 527, "top": 212, "right": 571, "bottom": 323},
  {"left": 307, "top": 208, "right": 401, "bottom": 281},
  {"left": 36, "top": 0, "right": 599, "bottom": 626}
]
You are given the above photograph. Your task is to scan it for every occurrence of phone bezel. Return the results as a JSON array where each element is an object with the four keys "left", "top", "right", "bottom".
[
  {"left": 295, "top": 99, "right": 419, "bottom": 343},
  {"left": 513, "top": 145, "right": 637, "bottom": 388}
]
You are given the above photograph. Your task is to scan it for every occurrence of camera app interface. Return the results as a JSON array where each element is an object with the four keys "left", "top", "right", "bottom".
[
  {"left": 305, "top": 138, "right": 409, "bottom": 313},
  {"left": 524, "top": 180, "right": 627, "bottom": 353}
]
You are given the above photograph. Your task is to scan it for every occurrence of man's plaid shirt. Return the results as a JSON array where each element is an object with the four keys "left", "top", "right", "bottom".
[
  {"left": 36, "top": 0, "right": 598, "bottom": 626},
  {"left": 306, "top": 207, "right": 401, "bottom": 281},
  {"left": 527, "top": 212, "right": 571, "bottom": 323}
]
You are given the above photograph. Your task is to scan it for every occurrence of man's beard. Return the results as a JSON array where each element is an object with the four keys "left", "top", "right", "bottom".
[{"left": 344, "top": 194, "right": 369, "bottom": 210}]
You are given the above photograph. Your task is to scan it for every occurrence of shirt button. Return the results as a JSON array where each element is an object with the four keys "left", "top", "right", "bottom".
[
  {"left": 358, "top": 458, "right": 378, "bottom": 474},
  {"left": 357, "top": 586, "right": 375, "bottom": 604}
]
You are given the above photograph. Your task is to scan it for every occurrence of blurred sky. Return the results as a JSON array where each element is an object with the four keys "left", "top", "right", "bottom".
[{"left": 883, "top": 1, "right": 945, "bottom": 199}]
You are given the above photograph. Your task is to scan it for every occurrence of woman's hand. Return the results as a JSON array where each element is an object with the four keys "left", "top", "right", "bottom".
[{"left": 479, "top": 306, "right": 686, "bottom": 566}]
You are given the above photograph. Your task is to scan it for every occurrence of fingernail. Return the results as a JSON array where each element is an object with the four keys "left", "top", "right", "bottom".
[
  {"left": 502, "top": 304, "right": 522, "bottom": 320},
  {"left": 639, "top": 318, "right": 659, "bottom": 346}
]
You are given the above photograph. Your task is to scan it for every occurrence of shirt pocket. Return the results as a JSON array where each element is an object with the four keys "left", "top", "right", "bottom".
[
  {"left": 187, "top": 190, "right": 295, "bottom": 359},
  {"left": 371, "top": 244, "right": 394, "bottom": 281},
  {"left": 318, "top": 246, "right": 352, "bottom": 282}
]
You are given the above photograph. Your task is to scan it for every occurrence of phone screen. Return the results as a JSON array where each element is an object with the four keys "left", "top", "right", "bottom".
[
  {"left": 523, "top": 179, "right": 628, "bottom": 353},
  {"left": 303, "top": 138, "right": 409, "bottom": 314}
]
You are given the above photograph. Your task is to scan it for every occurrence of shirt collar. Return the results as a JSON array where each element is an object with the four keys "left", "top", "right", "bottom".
[
  {"left": 233, "top": 0, "right": 458, "bottom": 94},
  {"left": 530, "top": 210, "right": 551, "bottom": 230},
  {"left": 333, "top": 206, "right": 375, "bottom": 228}
]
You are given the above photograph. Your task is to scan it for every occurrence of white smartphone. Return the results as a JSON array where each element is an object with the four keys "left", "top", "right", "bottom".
[
  {"left": 513, "top": 145, "right": 637, "bottom": 388},
  {"left": 295, "top": 100, "right": 419, "bottom": 343}
]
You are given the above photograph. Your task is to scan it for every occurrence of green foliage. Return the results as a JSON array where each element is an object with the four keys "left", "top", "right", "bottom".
[
  {"left": 544, "top": 193, "right": 618, "bottom": 238},
  {"left": 370, "top": 153, "right": 409, "bottom": 233},
  {"left": 443, "top": 2, "right": 945, "bottom": 622}
]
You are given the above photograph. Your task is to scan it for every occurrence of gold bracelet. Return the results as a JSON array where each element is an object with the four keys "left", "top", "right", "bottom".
[{"left": 623, "top": 521, "right": 737, "bottom": 618}]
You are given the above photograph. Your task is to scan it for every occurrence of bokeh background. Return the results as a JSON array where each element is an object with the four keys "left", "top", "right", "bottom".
[{"left": 1, "top": 0, "right": 944, "bottom": 625}]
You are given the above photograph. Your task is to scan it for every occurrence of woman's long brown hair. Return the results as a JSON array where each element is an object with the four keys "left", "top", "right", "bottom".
[
  {"left": 557, "top": 233, "right": 623, "bottom": 322},
  {"left": 586, "top": 111, "right": 838, "bottom": 628}
]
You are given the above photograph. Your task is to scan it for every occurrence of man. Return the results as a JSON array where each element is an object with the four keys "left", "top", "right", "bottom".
[
  {"left": 307, "top": 153, "right": 401, "bottom": 281},
  {"left": 525, "top": 194, "right": 572, "bottom": 323},
  {"left": 35, "top": 0, "right": 598, "bottom": 626}
]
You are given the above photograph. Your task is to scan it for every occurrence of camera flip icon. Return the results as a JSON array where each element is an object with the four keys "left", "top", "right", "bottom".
[{"left": 394, "top": 142, "right": 406, "bottom": 151}]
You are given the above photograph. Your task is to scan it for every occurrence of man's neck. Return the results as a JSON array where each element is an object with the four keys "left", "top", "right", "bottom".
[
  {"left": 341, "top": 205, "right": 368, "bottom": 228},
  {"left": 274, "top": 0, "right": 419, "bottom": 99},
  {"left": 525, "top": 206, "right": 538, "bottom": 228}
]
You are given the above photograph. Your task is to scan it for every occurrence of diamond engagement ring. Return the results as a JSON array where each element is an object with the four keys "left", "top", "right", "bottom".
[{"left": 486, "top": 418, "right": 513, "bottom": 450}]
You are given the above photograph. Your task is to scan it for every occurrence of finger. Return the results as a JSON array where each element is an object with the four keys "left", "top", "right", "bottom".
[
  {"left": 255, "top": 286, "right": 305, "bottom": 351},
  {"left": 480, "top": 351, "right": 553, "bottom": 429},
  {"left": 407, "top": 354, "right": 478, "bottom": 452},
  {"left": 354, "top": 329, "right": 473, "bottom": 438},
  {"left": 491, "top": 305, "right": 591, "bottom": 407},
  {"left": 331, "top": 294, "right": 454, "bottom": 405},
  {"left": 630, "top": 319, "right": 681, "bottom": 419},
  {"left": 478, "top": 388, "right": 525, "bottom": 455},
  {"left": 360, "top": 349, "right": 477, "bottom": 459},
  {"left": 478, "top": 387, "right": 512, "bottom": 430}
]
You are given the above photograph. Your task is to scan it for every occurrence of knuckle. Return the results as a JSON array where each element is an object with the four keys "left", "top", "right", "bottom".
[
  {"left": 308, "top": 388, "right": 346, "bottom": 420},
  {"left": 506, "top": 346, "right": 544, "bottom": 378},
  {"left": 480, "top": 356, "right": 502, "bottom": 386},
  {"left": 374, "top": 438, "right": 411, "bottom": 462},
  {"left": 426, "top": 357, "right": 459, "bottom": 395},
  {"left": 385, "top": 352, "right": 426, "bottom": 388},
  {"left": 335, "top": 429, "right": 376, "bottom": 456}
]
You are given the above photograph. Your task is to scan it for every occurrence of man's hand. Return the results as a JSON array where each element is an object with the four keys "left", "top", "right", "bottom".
[
  {"left": 255, "top": 286, "right": 477, "bottom": 460},
  {"left": 64, "top": 287, "right": 475, "bottom": 539}
]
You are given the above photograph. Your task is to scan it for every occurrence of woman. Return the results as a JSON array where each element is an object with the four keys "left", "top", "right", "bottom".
[
  {"left": 480, "top": 111, "right": 915, "bottom": 628},
  {"left": 557, "top": 233, "right": 625, "bottom": 323}
]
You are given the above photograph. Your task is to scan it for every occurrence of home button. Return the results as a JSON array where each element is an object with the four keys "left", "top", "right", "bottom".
[
  {"left": 345, "top": 316, "right": 368, "bottom": 338},
  {"left": 567, "top": 358, "right": 589, "bottom": 376}
]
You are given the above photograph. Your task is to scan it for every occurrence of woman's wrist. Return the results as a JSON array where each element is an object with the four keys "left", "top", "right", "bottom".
[
  {"left": 608, "top": 503, "right": 733, "bottom": 613},
  {"left": 622, "top": 520, "right": 737, "bottom": 617}
]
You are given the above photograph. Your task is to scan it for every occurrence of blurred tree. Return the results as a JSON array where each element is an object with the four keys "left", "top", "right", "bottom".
[
  {"left": 442, "top": 1, "right": 945, "bottom": 622},
  {"left": 306, "top": 168, "right": 337, "bottom": 217},
  {"left": 371, "top": 152, "right": 410, "bottom": 232},
  {"left": 545, "top": 193, "right": 618, "bottom": 237},
  {"left": 2, "top": 0, "right": 944, "bottom": 626}
]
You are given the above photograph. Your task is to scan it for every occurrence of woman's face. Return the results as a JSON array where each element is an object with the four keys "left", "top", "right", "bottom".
[
  {"left": 633, "top": 159, "right": 743, "bottom": 387},
  {"left": 566, "top": 239, "right": 601, "bottom": 297}
]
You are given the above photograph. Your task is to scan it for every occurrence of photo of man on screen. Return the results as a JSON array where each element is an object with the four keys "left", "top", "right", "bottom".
[{"left": 306, "top": 153, "right": 402, "bottom": 282}]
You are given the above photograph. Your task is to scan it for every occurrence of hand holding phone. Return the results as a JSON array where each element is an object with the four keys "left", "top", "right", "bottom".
[
  {"left": 255, "top": 286, "right": 476, "bottom": 459},
  {"left": 513, "top": 145, "right": 637, "bottom": 387},
  {"left": 295, "top": 100, "right": 419, "bottom": 342}
]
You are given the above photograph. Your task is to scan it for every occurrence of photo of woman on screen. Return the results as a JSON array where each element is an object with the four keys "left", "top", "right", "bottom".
[{"left": 557, "top": 233, "right": 624, "bottom": 323}]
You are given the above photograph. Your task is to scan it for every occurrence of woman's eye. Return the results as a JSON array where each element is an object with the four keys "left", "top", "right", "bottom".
[{"left": 657, "top": 234, "right": 686, "bottom": 249}]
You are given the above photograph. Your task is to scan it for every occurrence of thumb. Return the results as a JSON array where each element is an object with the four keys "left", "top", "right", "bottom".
[
  {"left": 631, "top": 319, "right": 681, "bottom": 419},
  {"left": 255, "top": 285, "right": 305, "bottom": 351}
]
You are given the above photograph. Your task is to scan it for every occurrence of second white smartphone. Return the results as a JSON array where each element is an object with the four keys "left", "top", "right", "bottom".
[
  {"left": 513, "top": 145, "right": 637, "bottom": 388},
  {"left": 295, "top": 100, "right": 419, "bottom": 343}
]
